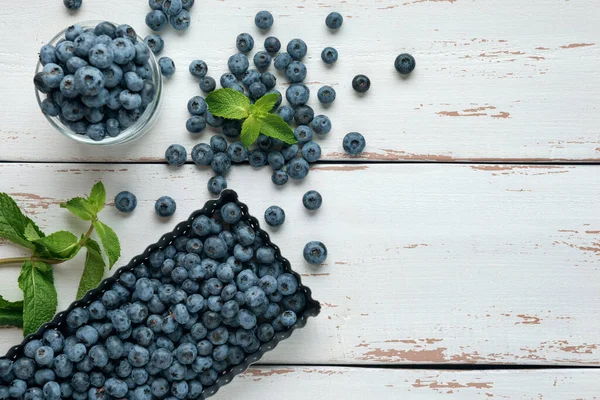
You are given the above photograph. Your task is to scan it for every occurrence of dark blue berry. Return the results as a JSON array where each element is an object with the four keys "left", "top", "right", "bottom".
[
  {"left": 236, "top": 33, "right": 254, "bottom": 53},
  {"left": 207, "top": 175, "right": 227, "bottom": 195},
  {"left": 115, "top": 191, "right": 137, "bottom": 212},
  {"left": 264, "top": 206, "right": 285, "bottom": 227},
  {"left": 155, "top": 196, "right": 176, "bottom": 217},
  {"left": 303, "top": 190, "right": 322, "bottom": 210},
  {"left": 395, "top": 53, "right": 416, "bottom": 74},
  {"left": 264, "top": 36, "right": 281, "bottom": 53},
  {"left": 165, "top": 144, "right": 187, "bottom": 165},
  {"left": 287, "top": 39, "right": 307, "bottom": 60},
  {"left": 326, "top": 12, "right": 343, "bottom": 29},
  {"left": 255, "top": 11, "right": 274, "bottom": 30},
  {"left": 303, "top": 241, "right": 328, "bottom": 264},
  {"left": 352, "top": 74, "right": 370, "bottom": 93},
  {"left": 343, "top": 132, "right": 366, "bottom": 155},
  {"left": 321, "top": 47, "right": 338, "bottom": 64}
]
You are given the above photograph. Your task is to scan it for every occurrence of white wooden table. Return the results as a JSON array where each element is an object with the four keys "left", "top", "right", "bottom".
[{"left": 1, "top": 1, "right": 599, "bottom": 398}]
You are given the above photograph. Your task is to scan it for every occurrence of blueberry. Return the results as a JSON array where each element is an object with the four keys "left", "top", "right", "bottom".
[
  {"left": 352, "top": 74, "right": 371, "bottom": 93},
  {"left": 83, "top": 106, "right": 103, "bottom": 123},
  {"left": 343, "top": 132, "right": 366, "bottom": 155},
  {"left": 74, "top": 33, "right": 96, "bottom": 58},
  {"left": 114, "top": 191, "right": 136, "bottom": 213},
  {"left": 165, "top": 144, "right": 187, "bottom": 165},
  {"left": 240, "top": 70, "right": 259, "bottom": 88},
  {"left": 281, "top": 143, "right": 299, "bottom": 160},
  {"left": 144, "top": 34, "right": 164, "bottom": 55},
  {"left": 221, "top": 119, "right": 241, "bottom": 138},
  {"left": 217, "top": 73, "right": 237, "bottom": 91},
  {"left": 95, "top": 21, "right": 116, "bottom": 38},
  {"left": 182, "top": 0, "right": 195, "bottom": 9},
  {"left": 102, "top": 63, "right": 123, "bottom": 88},
  {"left": 248, "top": 81, "right": 267, "bottom": 100},
  {"left": 206, "top": 110, "right": 225, "bottom": 127},
  {"left": 207, "top": 175, "right": 227, "bottom": 194},
  {"left": 61, "top": 98, "right": 85, "bottom": 121},
  {"left": 39, "top": 44, "right": 57, "bottom": 66},
  {"left": 275, "top": 105, "right": 294, "bottom": 123},
  {"left": 41, "top": 63, "right": 64, "bottom": 89},
  {"left": 200, "top": 76, "right": 216, "bottom": 93},
  {"left": 55, "top": 41, "right": 76, "bottom": 63},
  {"left": 106, "top": 118, "right": 120, "bottom": 137},
  {"left": 87, "top": 43, "right": 114, "bottom": 69},
  {"left": 146, "top": 10, "right": 168, "bottom": 32},
  {"left": 207, "top": 326, "right": 229, "bottom": 345},
  {"left": 255, "top": 10, "right": 274, "bottom": 29},
  {"left": 155, "top": 196, "right": 176, "bottom": 217},
  {"left": 294, "top": 106, "right": 314, "bottom": 126},
  {"left": 73, "top": 66, "right": 104, "bottom": 96},
  {"left": 248, "top": 150, "right": 267, "bottom": 168},
  {"left": 302, "top": 141, "right": 322, "bottom": 163},
  {"left": 321, "top": 46, "right": 338, "bottom": 65},
  {"left": 326, "top": 12, "right": 344, "bottom": 29},
  {"left": 42, "top": 382, "right": 60, "bottom": 400},
  {"left": 76, "top": 325, "right": 99, "bottom": 346},
  {"left": 82, "top": 88, "right": 109, "bottom": 108},
  {"left": 171, "top": 9, "right": 192, "bottom": 30},
  {"left": 287, "top": 38, "right": 308, "bottom": 60},
  {"left": 317, "top": 87, "right": 336, "bottom": 106},
  {"left": 192, "top": 215, "right": 212, "bottom": 236},
  {"left": 8, "top": 379, "right": 26, "bottom": 398},
  {"left": 274, "top": 53, "right": 292, "bottom": 72},
  {"left": 227, "top": 53, "right": 249, "bottom": 76},
  {"left": 236, "top": 33, "right": 255, "bottom": 53},
  {"left": 253, "top": 51, "right": 271, "bottom": 70},
  {"left": 105, "top": 378, "right": 128, "bottom": 397},
  {"left": 256, "top": 246, "right": 276, "bottom": 264},
  {"left": 204, "top": 236, "right": 228, "bottom": 259},
  {"left": 115, "top": 24, "right": 137, "bottom": 43},
  {"left": 264, "top": 205, "right": 285, "bottom": 226},
  {"left": 281, "top": 310, "right": 297, "bottom": 327},
  {"left": 40, "top": 98, "right": 60, "bottom": 117},
  {"left": 12, "top": 357, "right": 35, "bottom": 380},
  {"left": 158, "top": 57, "right": 176, "bottom": 77},
  {"left": 24, "top": 339, "right": 43, "bottom": 358},
  {"left": 395, "top": 53, "right": 416, "bottom": 74},
  {"left": 257, "top": 73, "right": 276, "bottom": 92},
  {"left": 233, "top": 244, "right": 253, "bottom": 262},
  {"left": 220, "top": 202, "right": 242, "bottom": 224},
  {"left": 286, "top": 83, "right": 310, "bottom": 106},
  {"left": 287, "top": 157, "right": 310, "bottom": 179},
  {"left": 257, "top": 324, "right": 275, "bottom": 342},
  {"left": 270, "top": 170, "right": 288, "bottom": 186},
  {"left": 66, "top": 56, "right": 88, "bottom": 74},
  {"left": 66, "top": 307, "right": 89, "bottom": 329},
  {"left": 186, "top": 116, "right": 206, "bottom": 134},
  {"left": 264, "top": 36, "right": 281, "bottom": 53},
  {"left": 211, "top": 152, "right": 231, "bottom": 174},
  {"left": 285, "top": 61, "right": 307, "bottom": 83},
  {"left": 162, "top": 0, "right": 183, "bottom": 15},
  {"left": 188, "top": 60, "right": 208, "bottom": 80},
  {"left": 202, "top": 311, "right": 221, "bottom": 330},
  {"left": 208, "top": 135, "right": 227, "bottom": 153},
  {"left": 237, "top": 309, "right": 257, "bottom": 329}
]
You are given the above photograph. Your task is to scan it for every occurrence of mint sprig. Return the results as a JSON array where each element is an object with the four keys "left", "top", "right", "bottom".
[
  {"left": 206, "top": 89, "right": 297, "bottom": 147},
  {"left": 0, "top": 182, "right": 122, "bottom": 336}
]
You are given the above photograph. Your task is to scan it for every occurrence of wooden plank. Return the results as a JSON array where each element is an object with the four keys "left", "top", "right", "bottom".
[
  {"left": 212, "top": 367, "right": 600, "bottom": 399},
  {"left": 1, "top": 0, "right": 599, "bottom": 162},
  {"left": 0, "top": 163, "right": 598, "bottom": 365}
]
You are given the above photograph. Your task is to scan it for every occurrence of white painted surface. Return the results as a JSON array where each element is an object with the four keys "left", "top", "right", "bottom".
[
  {"left": 0, "top": 0, "right": 599, "bottom": 162},
  {"left": 215, "top": 367, "right": 600, "bottom": 399},
  {"left": 0, "top": 163, "right": 598, "bottom": 365}
]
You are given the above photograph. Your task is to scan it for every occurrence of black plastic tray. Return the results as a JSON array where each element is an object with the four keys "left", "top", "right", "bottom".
[{"left": 2, "top": 189, "right": 321, "bottom": 399}]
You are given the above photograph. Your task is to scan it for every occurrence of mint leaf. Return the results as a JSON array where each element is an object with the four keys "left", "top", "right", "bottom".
[
  {"left": 76, "top": 239, "right": 105, "bottom": 299},
  {"left": 60, "top": 197, "right": 96, "bottom": 221},
  {"left": 206, "top": 88, "right": 250, "bottom": 119},
  {"left": 260, "top": 114, "right": 297, "bottom": 144},
  {"left": 0, "top": 294, "right": 23, "bottom": 328},
  {"left": 250, "top": 93, "right": 280, "bottom": 118},
  {"left": 93, "top": 220, "right": 120, "bottom": 269},
  {"left": 241, "top": 115, "right": 262, "bottom": 147},
  {"left": 24, "top": 223, "right": 42, "bottom": 242},
  {"left": 0, "top": 193, "right": 43, "bottom": 250},
  {"left": 33, "top": 231, "right": 80, "bottom": 260},
  {"left": 88, "top": 182, "right": 106, "bottom": 214},
  {"left": 18, "top": 261, "right": 57, "bottom": 336}
]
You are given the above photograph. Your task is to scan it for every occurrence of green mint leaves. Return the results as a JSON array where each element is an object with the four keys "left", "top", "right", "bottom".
[
  {"left": 77, "top": 239, "right": 105, "bottom": 299},
  {"left": 0, "top": 181, "right": 121, "bottom": 336},
  {"left": 18, "top": 261, "right": 57, "bottom": 336},
  {"left": 0, "top": 295, "right": 24, "bottom": 328},
  {"left": 206, "top": 88, "right": 251, "bottom": 119},
  {"left": 206, "top": 89, "right": 296, "bottom": 147}
]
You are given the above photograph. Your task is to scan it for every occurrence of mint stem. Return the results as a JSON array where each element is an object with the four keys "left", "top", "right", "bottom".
[{"left": 0, "top": 221, "right": 96, "bottom": 267}]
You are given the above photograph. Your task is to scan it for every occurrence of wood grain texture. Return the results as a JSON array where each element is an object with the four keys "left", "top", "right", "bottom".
[
  {"left": 0, "top": 163, "right": 598, "bottom": 365},
  {"left": 212, "top": 367, "right": 600, "bottom": 399},
  {"left": 0, "top": 0, "right": 599, "bottom": 162}
]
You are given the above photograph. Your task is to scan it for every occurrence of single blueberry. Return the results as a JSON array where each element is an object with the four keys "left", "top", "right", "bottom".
[
  {"left": 264, "top": 205, "right": 285, "bottom": 227},
  {"left": 253, "top": 51, "right": 271, "bottom": 70},
  {"left": 326, "top": 12, "right": 344, "bottom": 29},
  {"left": 395, "top": 53, "right": 416, "bottom": 74},
  {"left": 158, "top": 57, "right": 176, "bottom": 77},
  {"left": 287, "top": 157, "right": 310, "bottom": 180},
  {"left": 186, "top": 116, "right": 206, "bottom": 134},
  {"left": 207, "top": 175, "right": 227, "bottom": 195},
  {"left": 286, "top": 83, "right": 310, "bottom": 106},
  {"left": 144, "top": 34, "right": 164, "bottom": 54},
  {"left": 236, "top": 33, "right": 254, "bottom": 53},
  {"left": 285, "top": 61, "right": 307, "bottom": 83},
  {"left": 287, "top": 38, "right": 308, "bottom": 60},
  {"left": 271, "top": 170, "right": 289, "bottom": 186},
  {"left": 343, "top": 132, "right": 366, "bottom": 155},
  {"left": 264, "top": 36, "right": 281, "bottom": 53},
  {"left": 155, "top": 196, "right": 176, "bottom": 217},
  {"left": 228, "top": 54, "right": 249, "bottom": 75},
  {"left": 200, "top": 76, "right": 216, "bottom": 93},
  {"left": 352, "top": 74, "right": 371, "bottom": 93},
  {"left": 303, "top": 241, "right": 328, "bottom": 264},
  {"left": 317, "top": 86, "right": 336, "bottom": 104},
  {"left": 171, "top": 9, "right": 191, "bottom": 31},
  {"left": 321, "top": 46, "right": 338, "bottom": 64},
  {"left": 255, "top": 11, "right": 274, "bottom": 30},
  {"left": 274, "top": 52, "right": 292, "bottom": 70}
]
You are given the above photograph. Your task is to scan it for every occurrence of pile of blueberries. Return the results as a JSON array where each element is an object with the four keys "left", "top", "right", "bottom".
[
  {"left": 161, "top": 11, "right": 353, "bottom": 190},
  {"left": 34, "top": 22, "right": 158, "bottom": 141},
  {"left": 0, "top": 201, "right": 311, "bottom": 400},
  {"left": 146, "top": 0, "right": 195, "bottom": 32}
]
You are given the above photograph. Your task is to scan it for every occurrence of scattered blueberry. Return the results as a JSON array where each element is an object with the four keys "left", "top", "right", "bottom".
[
  {"left": 303, "top": 241, "right": 328, "bottom": 264},
  {"left": 274, "top": 53, "right": 292, "bottom": 71},
  {"left": 171, "top": 9, "right": 192, "bottom": 31},
  {"left": 321, "top": 47, "right": 338, "bottom": 64},
  {"left": 63, "top": 0, "right": 82, "bottom": 10},
  {"left": 200, "top": 76, "right": 217, "bottom": 93},
  {"left": 264, "top": 206, "right": 285, "bottom": 227},
  {"left": 115, "top": 191, "right": 137, "bottom": 213},
  {"left": 159, "top": 57, "right": 176, "bottom": 77},
  {"left": 271, "top": 170, "right": 289, "bottom": 186},
  {"left": 255, "top": 11, "right": 274, "bottom": 30},
  {"left": 146, "top": 10, "right": 169, "bottom": 32},
  {"left": 207, "top": 176, "right": 227, "bottom": 195},
  {"left": 236, "top": 33, "right": 255, "bottom": 53},
  {"left": 395, "top": 53, "right": 416, "bottom": 75},
  {"left": 264, "top": 36, "right": 281, "bottom": 53},
  {"left": 144, "top": 34, "right": 164, "bottom": 54},
  {"left": 343, "top": 132, "right": 366, "bottom": 156},
  {"left": 302, "top": 190, "right": 322, "bottom": 210},
  {"left": 286, "top": 83, "right": 310, "bottom": 106},
  {"left": 352, "top": 74, "right": 371, "bottom": 93},
  {"left": 294, "top": 125, "right": 313, "bottom": 145},
  {"left": 285, "top": 61, "right": 307, "bottom": 83},
  {"left": 301, "top": 141, "right": 321, "bottom": 163},
  {"left": 287, "top": 158, "right": 310, "bottom": 180},
  {"left": 317, "top": 86, "right": 336, "bottom": 104},
  {"left": 311, "top": 114, "right": 332, "bottom": 134},
  {"left": 294, "top": 105, "right": 314, "bottom": 125},
  {"left": 155, "top": 196, "right": 176, "bottom": 217},
  {"left": 253, "top": 51, "right": 271, "bottom": 71},
  {"left": 325, "top": 12, "right": 343, "bottom": 29}
]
